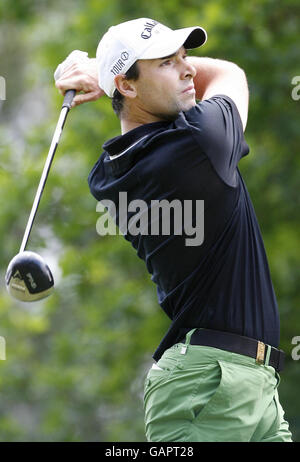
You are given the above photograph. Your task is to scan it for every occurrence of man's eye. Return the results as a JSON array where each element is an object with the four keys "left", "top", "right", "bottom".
[{"left": 161, "top": 60, "right": 171, "bottom": 66}]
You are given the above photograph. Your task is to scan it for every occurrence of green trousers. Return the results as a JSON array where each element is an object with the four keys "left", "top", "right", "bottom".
[{"left": 144, "top": 329, "right": 293, "bottom": 442}]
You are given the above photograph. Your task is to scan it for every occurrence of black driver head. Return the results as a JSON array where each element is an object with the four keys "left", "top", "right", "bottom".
[{"left": 5, "top": 251, "right": 54, "bottom": 302}]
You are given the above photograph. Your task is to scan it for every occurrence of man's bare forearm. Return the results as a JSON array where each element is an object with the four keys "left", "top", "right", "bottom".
[
  {"left": 188, "top": 56, "right": 249, "bottom": 130},
  {"left": 188, "top": 56, "right": 245, "bottom": 100}
]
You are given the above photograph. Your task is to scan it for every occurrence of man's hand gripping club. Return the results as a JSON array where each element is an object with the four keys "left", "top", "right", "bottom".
[{"left": 54, "top": 50, "right": 104, "bottom": 107}]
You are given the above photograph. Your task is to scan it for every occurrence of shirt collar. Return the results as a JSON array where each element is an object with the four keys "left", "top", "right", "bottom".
[{"left": 102, "top": 120, "right": 170, "bottom": 157}]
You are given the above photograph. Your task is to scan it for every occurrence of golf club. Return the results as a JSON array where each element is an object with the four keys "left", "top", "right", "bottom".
[{"left": 5, "top": 89, "right": 75, "bottom": 302}]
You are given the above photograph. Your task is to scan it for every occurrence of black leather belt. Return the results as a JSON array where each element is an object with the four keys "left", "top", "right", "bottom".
[{"left": 185, "top": 329, "right": 285, "bottom": 373}]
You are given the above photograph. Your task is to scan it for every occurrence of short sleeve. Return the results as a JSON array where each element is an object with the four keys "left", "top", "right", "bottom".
[{"left": 185, "top": 95, "right": 250, "bottom": 187}]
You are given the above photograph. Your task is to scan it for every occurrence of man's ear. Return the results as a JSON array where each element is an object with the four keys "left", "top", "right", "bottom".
[{"left": 114, "top": 74, "right": 137, "bottom": 99}]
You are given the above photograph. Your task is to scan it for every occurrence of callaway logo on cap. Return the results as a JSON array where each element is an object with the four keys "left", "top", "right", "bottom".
[{"left": 96, "top": 18, "right": 207, "bottom": 98}]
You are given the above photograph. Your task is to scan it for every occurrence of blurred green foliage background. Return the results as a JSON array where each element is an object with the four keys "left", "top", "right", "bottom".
[{"left": 0, "top": 0, "right": 299, "bottom": 442}]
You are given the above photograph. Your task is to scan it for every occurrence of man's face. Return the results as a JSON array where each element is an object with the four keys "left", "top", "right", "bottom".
[{"left": 132, "top": 47, "right": 197, "bottom": 121}]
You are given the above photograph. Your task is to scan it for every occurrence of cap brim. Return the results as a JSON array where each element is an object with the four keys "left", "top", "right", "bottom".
[
  {"left": 182, "top": 27, "right": 207, "bottom": 49},
  {"left": 140, "top": 26, "right": 207, "bottom": 60}
]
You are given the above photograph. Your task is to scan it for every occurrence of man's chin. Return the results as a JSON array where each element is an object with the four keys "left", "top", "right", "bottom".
[
  {"left": 155, "top": 99, "right": 197, "bottom": 121},
  {"left": 184, "top": 99, "right": 197, "bottom": 111},
  {"left": 177, "top": 95, "right": 197, "bottom": 112}
]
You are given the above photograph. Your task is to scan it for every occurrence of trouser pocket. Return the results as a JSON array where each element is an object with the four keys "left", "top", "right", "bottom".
[
  {"left": 189, "top": 360, "right": 225, "bottom": 421},
  {"left": 143, "top": 358, "right": 222, "bottom": 442}
]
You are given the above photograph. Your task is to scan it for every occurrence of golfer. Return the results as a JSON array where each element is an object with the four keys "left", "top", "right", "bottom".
[{"left": 55, "top": 18, "right": 293, "bottom": 442}]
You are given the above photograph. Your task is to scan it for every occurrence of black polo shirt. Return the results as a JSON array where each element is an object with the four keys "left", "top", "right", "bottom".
[{"left": 88, "top": 95, "right": 280, "bottom": 361}]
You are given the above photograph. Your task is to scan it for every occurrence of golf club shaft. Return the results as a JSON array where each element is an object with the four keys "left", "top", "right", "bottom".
[{"left": 19, "top": 89, "right": 75, "bottom": 254}]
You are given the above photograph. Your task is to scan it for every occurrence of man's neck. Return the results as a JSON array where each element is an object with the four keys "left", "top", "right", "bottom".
[
  {"left": 119, "top": 104, "right": 166, "bottom": 135},
  {"left": 120, "top": 118, "right": 143, "bottom": 135}
]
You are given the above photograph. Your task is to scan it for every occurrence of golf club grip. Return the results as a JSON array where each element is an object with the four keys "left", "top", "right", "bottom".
[{"left": 62, "top": 89, "right": 76, "bottom": 109}]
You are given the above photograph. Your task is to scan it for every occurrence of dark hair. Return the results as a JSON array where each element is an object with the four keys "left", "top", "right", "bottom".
[{"left": 111, "top": 61, "right": 140, "bottom": 117}]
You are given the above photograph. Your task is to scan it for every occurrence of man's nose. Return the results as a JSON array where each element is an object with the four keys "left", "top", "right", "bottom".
[{"left": 181, "top": 59, "right": 196, "bottom": 79}]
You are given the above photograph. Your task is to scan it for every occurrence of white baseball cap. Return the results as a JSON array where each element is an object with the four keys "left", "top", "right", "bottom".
[{"left": 96, "top": 18, "right": 207, "bottom": 97}]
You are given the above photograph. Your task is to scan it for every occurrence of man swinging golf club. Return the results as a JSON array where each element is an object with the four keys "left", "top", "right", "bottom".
[{"left": 55, "top": 18, "right": 293, "bottom": 442}]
